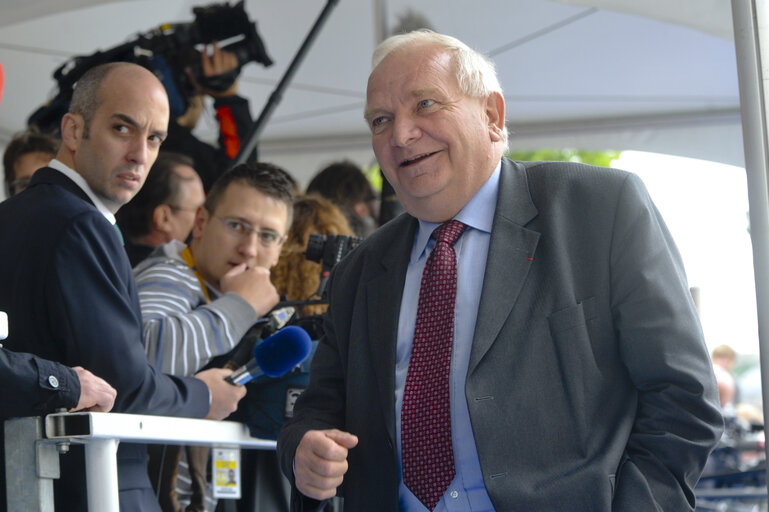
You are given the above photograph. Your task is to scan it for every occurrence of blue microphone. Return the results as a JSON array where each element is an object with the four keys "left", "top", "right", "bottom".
[{"left": 225, "top": 325, "right": 312, "bottom": 385}]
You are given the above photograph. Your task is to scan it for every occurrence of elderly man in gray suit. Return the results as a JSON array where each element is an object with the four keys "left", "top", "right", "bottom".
[{"left": 278, "top": 30, "right": 722, "bottom": 512}]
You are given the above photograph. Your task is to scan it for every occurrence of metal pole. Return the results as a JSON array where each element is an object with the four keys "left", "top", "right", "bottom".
[
  {"left": 730, "top": 0, "right": 769, "bottom": 469},
  {"left": 84, "top": 438, "right": 120, "bottom": 512},
  {"left": 4, "top": 416, "right": 58, "bottom": 512},
  {"left": 233, "top": 0, "right": 340, "bottom": 166},
  {"left": 372, "top": 0, "right": 389, "bottom": 44}
]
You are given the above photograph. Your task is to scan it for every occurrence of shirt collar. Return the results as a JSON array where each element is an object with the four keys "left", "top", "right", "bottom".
[
  {"left": 48, "top": 159, "right": 116, "bottom": 224},
  {"left": 412, "top": 160, "right": 502, "bottom": 261}
]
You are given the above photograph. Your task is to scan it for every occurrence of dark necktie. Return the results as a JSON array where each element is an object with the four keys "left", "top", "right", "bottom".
[
  {"left": 113, "top": 223, "right": 124, "bottom": 246},
  {"left": 402, "top": 219, "right": 466, "bottom": 510}
]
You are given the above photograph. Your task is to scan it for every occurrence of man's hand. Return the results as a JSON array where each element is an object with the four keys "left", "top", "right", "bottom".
[
  {"left": 176, "top": 94, "right": 204, "bottom": 130},
  {"left": 199, "top": 42, "right": 239, "bottom": 97},
  {"left": 70, "top": 366, "right": 117, "bottom": 413},
  {"left": 294, "top": 429, "right": 359, "bottom": 501},
  {"left": 195, "top": 368, "right": 247, "bottom": 420},
  {"left": 220, "top": 263, "right": 280, "bottom": 317}
]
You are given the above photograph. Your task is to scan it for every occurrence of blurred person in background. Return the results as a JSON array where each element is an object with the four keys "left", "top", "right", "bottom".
[
  {"left": 3, "top": 127, "right": 59, "bottom": 197},
  {"left": 116, "top": 151, "right": 205, "bottom": 266},
  {"left": 163, "top": 43, "right": 255, "bottom": 191},
  {"left": 271, "top": 195, "right": 355, "bottom": 317},
  {"left": 306, "top": 160, "right": 379, "bottom": 238}
]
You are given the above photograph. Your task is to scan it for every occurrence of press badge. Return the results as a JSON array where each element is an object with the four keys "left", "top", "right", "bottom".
[
  {"left": 213, "top": 447, "right": 241, "bottom": 499},
  {"left": 285, "top": 386, "right": 306, "bottom": 418}
]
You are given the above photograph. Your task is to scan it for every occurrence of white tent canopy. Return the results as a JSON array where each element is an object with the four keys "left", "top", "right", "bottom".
[{"left": 0, "top": 0, "right": 742, "bottom": 183}]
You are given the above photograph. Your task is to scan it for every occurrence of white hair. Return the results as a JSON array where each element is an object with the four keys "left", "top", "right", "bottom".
[{"left": 372, "top": 30, "right": 508, "bottom": 147}]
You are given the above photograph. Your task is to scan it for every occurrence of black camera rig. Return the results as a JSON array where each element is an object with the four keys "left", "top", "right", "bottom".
[
  {"left": 28, "top": 1, "right": 273, "bottom": 133},
  {"left": 306, "top": 233, "right": 362, "bottom": 300},
  {"left": 271, "top": 233, "right": 361, "bottom": 313}
]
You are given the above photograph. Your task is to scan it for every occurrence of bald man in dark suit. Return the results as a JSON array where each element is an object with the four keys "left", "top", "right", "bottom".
[{"left": 0, "top": 62, "right": 244, "bottom": 511}]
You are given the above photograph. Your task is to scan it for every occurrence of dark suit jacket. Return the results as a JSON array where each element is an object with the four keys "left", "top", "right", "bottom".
[
  {"left": 278, "top": 159, "right": 723, "bottom": 511},
  {"left": 0, "top": 167, "right": 209, "bottom": 511}
]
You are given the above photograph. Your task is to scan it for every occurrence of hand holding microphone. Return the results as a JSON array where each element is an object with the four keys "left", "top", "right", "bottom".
[{"left": 226, "top": 325, "right": 312, "bottom": 385}]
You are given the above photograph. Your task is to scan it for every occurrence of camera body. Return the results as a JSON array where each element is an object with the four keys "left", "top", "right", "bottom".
[
  {"left": 28, "top": 1, "right": 272, "bottom": 133},
  {"left": 306, "top": 234, "right": 361, "bottom": 271},
  {"left": 305, "top": 234, "right": 361, "bottom": 300}
]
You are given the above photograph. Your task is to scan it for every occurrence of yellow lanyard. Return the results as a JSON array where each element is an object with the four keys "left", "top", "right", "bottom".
[{"left": 181, "top": 246, "right": 212, "bottom": 303}]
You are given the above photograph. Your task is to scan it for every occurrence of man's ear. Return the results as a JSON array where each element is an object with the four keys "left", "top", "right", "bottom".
[
  {"left": 485, "top": 91, "right": 506, "bottom": 143},
  {"left": 152, "top": 204, "right": 173, "bottom": 235},
  {"left": 191, "top": 206, "right": 208, "bottom": 240},
  {"left": 60, "top": 113, "right": 85, "bottom": 152}
]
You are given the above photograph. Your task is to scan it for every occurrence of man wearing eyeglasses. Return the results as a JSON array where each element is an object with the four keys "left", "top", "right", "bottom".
[
  {"left": 135, "top": 161, "right": 293, "bottom": 377},
  {"left": 133, "top": 161, "right": 294, "bottom": 510}
]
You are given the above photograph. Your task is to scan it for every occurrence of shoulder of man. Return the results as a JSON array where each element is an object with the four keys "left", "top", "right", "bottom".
[
  {"left": 134, "top": 240, "right": 189, "bottom": 277},
  {"left": 513, "top": 159, "right": 633, "bottom": 188},
  {"left": 511, "top": 159, "right": 642, "bottom": 211}
]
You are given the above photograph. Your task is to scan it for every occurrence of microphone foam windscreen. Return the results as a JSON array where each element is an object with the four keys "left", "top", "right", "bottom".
[{"left": 253, "top": 325, "right": 312, "bottom": 377}]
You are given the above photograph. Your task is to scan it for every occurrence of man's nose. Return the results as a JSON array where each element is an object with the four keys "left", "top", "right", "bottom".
[
  {"left": 127, "top": 137, "right": 149, "bottom": 165},
  {"left": 391, "top": 115, "right": 421, "bottom": 147},
  {"left": 238, "top": 231, "right": 259, "bottom": 260}
]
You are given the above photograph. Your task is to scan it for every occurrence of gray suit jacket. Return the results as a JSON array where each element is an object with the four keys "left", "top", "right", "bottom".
[{"left": 278, "top": 158, "right": 723, "bottom": 511}]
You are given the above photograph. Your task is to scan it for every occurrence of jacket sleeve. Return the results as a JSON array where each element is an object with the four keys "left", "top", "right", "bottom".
[
  {"left": 47, "top": 212, "right": 209, "bottom": 418},
  {"left": 277, "top": 269, "right": 348, "bottom": 505},
  {"left": 609, "top": 174, "right": 723, "bottom": 511},
  {"left": 135, "top": 260, "right": 259, "bottom": 376},
  {"left": 0, "top": 348, "right": 80, "bottom": 419}
]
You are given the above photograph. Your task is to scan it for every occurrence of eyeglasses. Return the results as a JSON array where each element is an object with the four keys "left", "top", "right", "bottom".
[
  {"left": 214, "top": 215, "right": 286, "bottom": 247},
  {"left": 168, "top": 204, "right": 200, "bottom": 214}
]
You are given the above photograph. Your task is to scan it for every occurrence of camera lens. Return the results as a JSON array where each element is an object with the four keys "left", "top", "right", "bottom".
[{"left": 305, "top": 234, "right": 326, "bottom": 263}]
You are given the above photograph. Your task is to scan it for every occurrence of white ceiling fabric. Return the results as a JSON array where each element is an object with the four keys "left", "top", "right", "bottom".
[{"left": 0, "top": 0, "right": 743, "bottom": 182}]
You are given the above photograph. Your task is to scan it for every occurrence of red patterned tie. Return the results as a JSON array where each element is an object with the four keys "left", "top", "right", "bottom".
[{"left": 402, "top": 220, "right": 466, "bottom": 511}]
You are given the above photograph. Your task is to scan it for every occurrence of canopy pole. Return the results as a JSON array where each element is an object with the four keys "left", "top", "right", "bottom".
[
  {"left": 731, "top": 0, "right": 769, "bottom": 468},
  {"left": 373, "top": 0, "right": 389, "bottom": 44},
  {"left": 232, "top": 0, "right": 340, "bottom": 166}
]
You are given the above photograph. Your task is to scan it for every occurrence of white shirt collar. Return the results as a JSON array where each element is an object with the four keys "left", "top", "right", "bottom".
[{"left": 48, "top": 159, "right": 116, "bottom": 224}]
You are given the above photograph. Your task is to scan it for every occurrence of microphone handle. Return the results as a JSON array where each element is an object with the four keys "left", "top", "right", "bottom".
[
  {"left": 225, "top": 326, "right": 264, "bottom": 369},
  {"left": 225, "top": 360, "right": 260, "bottom": 386}
]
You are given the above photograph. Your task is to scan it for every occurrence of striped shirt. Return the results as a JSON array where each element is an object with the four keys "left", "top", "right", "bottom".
[{"left": 134, "top": 240, "right": 259, "bottom": 376}]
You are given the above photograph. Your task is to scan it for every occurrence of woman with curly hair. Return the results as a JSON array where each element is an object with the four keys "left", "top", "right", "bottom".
[{"left": 271, "top": 194, "right": 355, "bottom": 316}]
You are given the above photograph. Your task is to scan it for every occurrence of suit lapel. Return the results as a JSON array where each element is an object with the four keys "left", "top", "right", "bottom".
[
  {"left": 469, "top": 159, "right": 539, "bottom": 375},
  {"left": 365, "top": 214, "right": 417, "bottom": 442}
]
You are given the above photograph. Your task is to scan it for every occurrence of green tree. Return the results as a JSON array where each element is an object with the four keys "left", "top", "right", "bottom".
[{"left": 507, "top": 149, "right": 621, "bottom": 168}]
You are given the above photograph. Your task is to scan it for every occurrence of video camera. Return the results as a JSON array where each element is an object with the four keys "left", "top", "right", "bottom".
[
  {"left": 306, "top": 233, "right": 361, "bottom": 300},
  {"left": 28, "top": 1, "right": 272, "bottom": 133}
]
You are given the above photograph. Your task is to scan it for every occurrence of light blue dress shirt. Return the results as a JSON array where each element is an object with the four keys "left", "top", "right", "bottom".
[{"left": 395, "top": 162, "right": 501, "bottom": 512}]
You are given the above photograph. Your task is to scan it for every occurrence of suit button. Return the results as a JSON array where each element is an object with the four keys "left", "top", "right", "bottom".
[{"left": 48, "top": 375, "right": 59, "bottom": 388}]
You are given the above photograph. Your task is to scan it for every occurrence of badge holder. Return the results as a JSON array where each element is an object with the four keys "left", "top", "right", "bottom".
[{"left": 213, "top": 447, "right": 241, "bottom": 499}]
